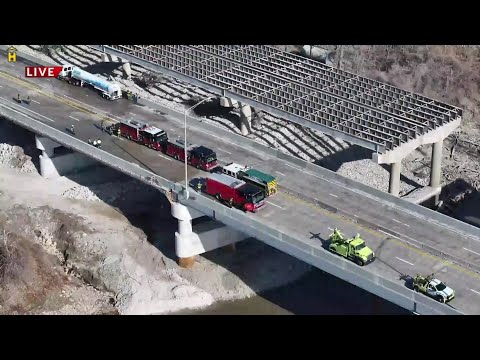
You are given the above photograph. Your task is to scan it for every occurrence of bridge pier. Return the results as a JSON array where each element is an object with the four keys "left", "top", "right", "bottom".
[
  {"left": 171, "top": 202, "right": 248, "bottom": 268},
  {"left": 429, "top": 140, "right": 443, "bottom": 205},
  {"left": 388, "top": 161, "right": 401, "bottom": 197},
  {"left": 220, "top": 97, "right": 252, "bottom": 136},
  {"left": 35, "top": 135, "right": 98, "bottom": 179}
]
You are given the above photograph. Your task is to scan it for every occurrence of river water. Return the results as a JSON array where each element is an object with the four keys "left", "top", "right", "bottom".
[{"left": 173, "top": 268, "right": 412, "bottom": 315}]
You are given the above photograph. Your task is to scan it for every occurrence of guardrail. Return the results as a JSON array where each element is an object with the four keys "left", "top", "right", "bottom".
[{"left": 0, "top": 46, "right": 467, "bottom": 314}]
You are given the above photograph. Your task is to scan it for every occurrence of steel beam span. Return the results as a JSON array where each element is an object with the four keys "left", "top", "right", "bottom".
[{"left": 94, "top": 45, "right": 462, "bottom": 154}]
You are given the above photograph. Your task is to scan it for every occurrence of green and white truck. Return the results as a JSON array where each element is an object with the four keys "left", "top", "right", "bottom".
[{"left": 328, "top": 228, "right": 375, "bottom": 266}]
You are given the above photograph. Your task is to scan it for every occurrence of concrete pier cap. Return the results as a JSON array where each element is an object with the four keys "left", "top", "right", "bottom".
[
  {"left": 35, "top": 135, "right": 61, "bottom": 157},
  {"left": 372, "top": 117, "right": 461, "bottom": 199},
  {"left": 170, "top": 202, "right": 249, "bottom": 268},
  {"left": 372, "top": 118, "right": 461, "bottom": 165}
]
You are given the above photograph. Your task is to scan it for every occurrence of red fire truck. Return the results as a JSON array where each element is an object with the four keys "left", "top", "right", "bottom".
[
  {"left": 120, "top": 119, "right": 146, "bottom": 141},
  {"left": 119, "top": 119, "right": 168, "bottom": 151},
  {"left": 140, "top": 125, "right": 168, "bottom": 151},
  {"left": 166, "top": 138, "right": 218, "bottom": 171},
  {"left": 204, "top": 172, "right": 266, "bottom": 212}
]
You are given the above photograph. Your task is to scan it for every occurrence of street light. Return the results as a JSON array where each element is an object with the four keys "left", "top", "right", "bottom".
[{"left": 183, "top": 96, "right": 214, "bottom": 199}]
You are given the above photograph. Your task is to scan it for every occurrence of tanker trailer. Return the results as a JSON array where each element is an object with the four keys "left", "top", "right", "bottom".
[{"left": 58, "top": 65, "right": 122, "bottom": 100}]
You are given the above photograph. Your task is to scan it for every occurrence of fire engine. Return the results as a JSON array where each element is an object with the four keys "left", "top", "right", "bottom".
[
  {"left": 119, "top": 119, "right": 168, "bottom": 151},
  {"left": 166, "top": 138, "right": 218, "bottom": 171},
  {"left": 204, "top": 172, "right": 266, "bottom": 212}
]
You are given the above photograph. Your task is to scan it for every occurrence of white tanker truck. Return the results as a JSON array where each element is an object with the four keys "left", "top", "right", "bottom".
[{"left": 57, "top": 64, "right": 122, "bottom": 100}]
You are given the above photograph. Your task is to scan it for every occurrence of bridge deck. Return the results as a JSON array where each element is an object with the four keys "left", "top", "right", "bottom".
[{"left": 98, "top": 45, "right": 462, "bottom": 154}]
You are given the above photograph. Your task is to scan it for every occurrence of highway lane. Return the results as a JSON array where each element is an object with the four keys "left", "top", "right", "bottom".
[
  {"left": 2, "top": 55, "right": 480, "bottom": 270},
  {"left": 1, "top": 57, "right": 480, "bottom": 313}
]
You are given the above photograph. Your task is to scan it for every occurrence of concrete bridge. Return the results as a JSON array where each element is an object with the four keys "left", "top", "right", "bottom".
[{"left": 1, "top": 46, "right": 479, "bottom": 315}]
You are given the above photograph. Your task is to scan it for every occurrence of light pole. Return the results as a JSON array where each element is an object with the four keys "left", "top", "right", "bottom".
[{"left": 183, "top": 96, "right": 214, "bottom": 199}]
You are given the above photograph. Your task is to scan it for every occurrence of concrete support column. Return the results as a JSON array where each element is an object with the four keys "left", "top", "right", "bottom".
[
  {"left": 122, "top": 62, "right": 132, "bottom": 79},
  {"left": 171, "top": 202, "right": 249, "bottom": 269},
  {"left": 388, "top": 161, "right": 401, "bottom": 197},
  {"left": 171, "top": 202, "right": 201, "bottom": 268},
  {"left": 239, "top": 102, "right": 252, "bottom": 136},
  {"left": 36, "top": 135, "right": 61, "bottom": 179},
  {"left": 430, "top": 140, "right": 443, "bottom": 188},
  {"left": 429, "top": 140, "right": 443, "bottom": 206}
]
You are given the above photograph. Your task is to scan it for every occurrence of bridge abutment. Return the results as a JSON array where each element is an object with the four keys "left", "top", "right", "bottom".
[
  {"left": 35, "top": 135, "right": 98, "bottom": 179},
  {"left": 171, "top": 201, "right": 248, "bottom": 268}
]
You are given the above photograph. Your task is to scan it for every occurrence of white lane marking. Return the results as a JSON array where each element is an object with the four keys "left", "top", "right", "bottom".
[
  {"left": 395, "top": 257, "right": 414, "bottom": 266},
  {"left": 285, "top": 163, "right": 301, "bottom": 171},
  {"left": 403, "top": 223, "right": 410, "bottom": 227},
  {"left": 170, "top": 128, "right": 176, "bottom": 131},
  {"left": 217, "top": 148, "right": 232, "bottom": 155},
  {"left": 69, "top": 115, "right": 80, "bottom": 122},
  {"left": 129, "top": 112, "right": 135, "bottom": 115},
  {"left": 266, "top": 201, "right": 284, "bottom": 210},
  {"left": 313, "top": 197, "right": 320, "bottom": 202},
  {"left": 471, "top": 289, "right": 480, "bottom": 296},
  {"left": 328, "top": 227, "right": 334, "bottom": 231},
  {"left": 60, "top": 93, "right": 123, "bottom": 121},
  {"left": 0, "top": 97, "right": 54, "bottom": 122},
  {"left": 31, "top": 99, "right": 40, "bottom": 104},
  {"left": 463, "top": 247, "right": 480, "bottom": 257},
  {"left": 158, "top": 153, "right": 172, "bottom": 161},
  {"left": 378, "top": 229, "right": 399, "bottom": 239},
  {"left": 329, "top": 193, "right": 338, "bottom": 198},
  {"left": 392, "top": 219, "right": 401, "bottom": 223},
  {"left": 353, "top": 214, "right": 358, "bottom": 217},
  {"left": 276, "top": 171, "right": 285, "bottom": 176}
]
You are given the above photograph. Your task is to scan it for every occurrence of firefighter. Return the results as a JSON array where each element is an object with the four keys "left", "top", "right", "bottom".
[
  {"left": 26, "top": 96, "right": 31, "bottom": 104},
  {"left": 196, "top": 181, "right": 202, "bottom": 192},
  {"left": 17, "top": 93, "right": 21, "bottom": 103},
  {"left": 70, "top": 124, "right": 75, "bottom": 134},
  {"left": 88, "top": 138, "right": 92, "bottom": 145}
]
